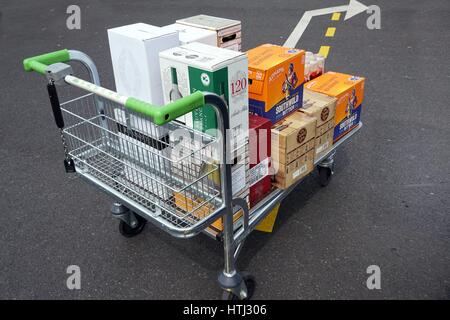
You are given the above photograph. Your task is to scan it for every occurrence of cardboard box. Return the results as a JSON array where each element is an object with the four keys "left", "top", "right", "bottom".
[
  {"left": 305, "top": 72, "right": 365, "bottom": 142},
  {"left": 271, "top": 112, "right": 316, "bottom": 189},
  {"left": 210, "top": 191, "right": 249, "bottom": 232},
  {"left": 161, "top": 23, "right": 217, "bottom": 46},
  {"left": 113, "top": 108, "right": 170, "bottom": 169},
  {"left": 230, "top": 144, "right": 250, "bottom": 197},
  {"left": 301, "top": 89, "right": 336, "bottom": 127},
  {"left": 273, "top": 149, "right": 315, "bottom": 189},
  {"left": 160, "top": 42, "right": 249, "bottom": 148},
  {"left": 247, "top": 44, "right": 305, "bottom": 124},
  {"left": 195, "top": 144, "right": 250, "bottom": 200},
  {"left": 174, "top": 191, "right": 246, "bottom": 232},
  {"left": 315, "top": 128, "right": 333, "bottom": 160},
  {"left": 176, "top": 15, "right": 241, "bottom": 51},
  {"left": 248, "top": 114, "right": 272, "bottom": 207},
  {"left": 108, "top": 23, "right": 180, "bottom": 139},
  {"left": 315, "top": 119, "right": 334, "bottom": 136},
  {"left": 299, "top": 89, "right": 336, "bottom": 160},
  {"left": 108, "top": 23, "right": 179, "bottom": 106},
  {"left": 271, "top": 112, "right": 316, "bottom": 165}
]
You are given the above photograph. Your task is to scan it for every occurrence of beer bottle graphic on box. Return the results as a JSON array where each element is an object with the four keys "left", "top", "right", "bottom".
[
  {"left": 169, "top": 67, "right": 186, "bottom": 124},
  {"left": 169, "top": 67, "right": 183, "bottom": 102}
]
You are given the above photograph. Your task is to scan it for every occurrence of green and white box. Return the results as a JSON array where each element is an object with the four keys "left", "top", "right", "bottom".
[{"left": 159, "top": 42, "right": 249, "bottom": 148}]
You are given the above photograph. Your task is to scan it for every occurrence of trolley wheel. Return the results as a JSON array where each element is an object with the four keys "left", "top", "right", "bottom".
[
  {"left": 317, "top": 166, "right": 333, "bottom": 187},
  {"left": 221, "top": 272, "right": 256, "bottom": 300},
  {"left": 119, "top": 213, "right": 147, "bottom": 238}
]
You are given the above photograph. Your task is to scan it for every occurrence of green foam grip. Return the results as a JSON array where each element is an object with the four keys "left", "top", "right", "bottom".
[
  {"left": 125, "top": 91, "right": 205, "bottom": 126},
  {"left": 23, "top": 49, "right": 70, "bottom": 74}
]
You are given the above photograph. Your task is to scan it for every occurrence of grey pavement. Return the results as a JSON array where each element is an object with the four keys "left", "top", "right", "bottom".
[{"left": 0, "top": 0, "right": 449, "bottom": 299}]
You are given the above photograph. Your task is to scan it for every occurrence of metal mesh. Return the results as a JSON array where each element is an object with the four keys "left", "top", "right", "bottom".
[{"left": 60, "top": 93, "right": 223, "bottom": 229}]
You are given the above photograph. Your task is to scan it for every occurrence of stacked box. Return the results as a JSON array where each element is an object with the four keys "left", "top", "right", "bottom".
[
  {"left": 176, "top": 15, "right": 242, "bottom": 51},
  {"left": 304, "top": 72, "right": 365, "bottom": 142},
  {"left": 159, "top": 42, "right": 249, "bottom": 148},
  {"left": 160, "top": 42, "right": 250, "bottom": 207},
  {"left": 161, "top": 23, "right": 217, "bottom": 46},
  {"left": 108, "top": 23, "right": 180, "bottom": 139},
  {"left": 271, "top": 112, "right": 316, "bottom": 189},
  {"left": 300, "top": 89, "right": 336, "bottom": 160},
  {"left": 247, "top": 44, "right": 305, "bottom": 124},
  {"left": 248, "top": 114, "right": 272, "bottom": 208}
]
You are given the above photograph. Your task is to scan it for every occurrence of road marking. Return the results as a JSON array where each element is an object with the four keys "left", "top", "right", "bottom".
[
  {"left": 331, "top": 12, "right": 341, "bottom": 21},
  {"left": 283, "top": 1, "right": 369, "bottom": 48},
  {"left": 284, "top": 5, "right": 346, "bottom": 47},
  {"left": 325, "top": 27, "right": 336, "bottom": 37},
  {"left": 318, "top": 46, "right": 330, "bottom": 58}
]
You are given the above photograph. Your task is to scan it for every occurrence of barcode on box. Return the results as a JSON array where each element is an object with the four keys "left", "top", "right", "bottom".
[
  {"left": 316, "top": 141, "right": 329, "bottom": 154},
  {"left": 248, "top": 157, "right": 270, "bottom": 186},
  {"left": 292, "top": 163, "right": 307, "bottom": 179}
]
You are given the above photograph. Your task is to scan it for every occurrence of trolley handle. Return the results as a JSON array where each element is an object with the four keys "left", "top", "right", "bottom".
[
  {"left": 126, "top": 93, "right": 205, "bottom": 126},
  {"left": 23, "top": 50, "right": 206, "bottom": 126},
  {"left": 23, "top": 49, "right": 70, "bottom": 75},
  {"left": 63, "top": 75, "right": 205, "bottom": 126}
]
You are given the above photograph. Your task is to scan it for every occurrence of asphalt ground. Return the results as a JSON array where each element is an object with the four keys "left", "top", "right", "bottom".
[{"left": 0, "top": 0, "right": 449, "bottom": 299}]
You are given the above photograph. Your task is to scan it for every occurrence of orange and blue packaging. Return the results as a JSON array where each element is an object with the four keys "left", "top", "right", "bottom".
[
  {"left": 247, "top": 44, "right": 305, "bottom": 124},
  {"left": 305, "top": 71, "right": 365, "bottom": 142}
]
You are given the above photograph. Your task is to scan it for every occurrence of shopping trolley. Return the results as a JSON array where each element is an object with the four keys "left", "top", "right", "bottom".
[{"left": 23, "top": 49, "right": 362, "bottom": 300}]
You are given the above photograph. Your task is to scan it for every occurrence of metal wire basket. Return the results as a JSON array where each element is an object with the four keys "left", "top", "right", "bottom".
[{"left": 61, "top": 92, "right": 223, "bottom": 229}]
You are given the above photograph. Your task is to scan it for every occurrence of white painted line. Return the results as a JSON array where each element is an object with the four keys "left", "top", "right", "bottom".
[{"left": 283, "top": 1, "right": 369, "bottom": 48}]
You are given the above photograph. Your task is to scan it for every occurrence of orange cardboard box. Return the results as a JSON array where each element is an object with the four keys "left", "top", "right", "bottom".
[
  {"left": 247, "top": 44, "right": 305, "bottom": 124},
  {"left": 305, "top": 71, "right": 365, "bottom": 142},
  {"left": 174, "top": 192, "right": 245, "bottom": 231}
]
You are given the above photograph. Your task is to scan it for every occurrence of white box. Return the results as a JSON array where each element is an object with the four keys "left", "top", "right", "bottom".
[
  {"left": 176, "top": 15, "right": 241, "bottom": 50},
  {"left": 108, "top": 23, "right": 180, "bottom": 139},
  {"left": 113, "top": 108, "right": 170, "bottom": 168},
  {"left": 159, "top": 42, "right": 249, "bottom": 149},
  {"left": 161, "top": 23, "right": 217, "bottom": 46}
]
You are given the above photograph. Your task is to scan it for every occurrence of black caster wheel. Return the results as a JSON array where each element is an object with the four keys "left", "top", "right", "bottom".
[
  {"left": 318, "top": 166, "right": 333, "bottom": 187},
  {"left": 222, "top": 272, "right": 256, "bottom": 300},
  {"left": 119, "top": 213, "right": 147, "bottom": 238}
]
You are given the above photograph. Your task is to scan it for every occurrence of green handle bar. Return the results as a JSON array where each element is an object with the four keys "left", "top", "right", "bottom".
[
  {"left": 125, "top": 93, "right": 205, "bottom": 126},
  {"left": 23, "top": 49, "right": 70, "bottom": 74},
  {"left": 23, "top": 50, "right": 205, "bottom": 125}
]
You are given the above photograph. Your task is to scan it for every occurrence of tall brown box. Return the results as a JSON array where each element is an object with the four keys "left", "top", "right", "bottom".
[
  {"left": 300, "top": 90, "right": 336, "bottom": 160},
  {"left": 271, "top": 113, "right": 316, "bottom": 189}
]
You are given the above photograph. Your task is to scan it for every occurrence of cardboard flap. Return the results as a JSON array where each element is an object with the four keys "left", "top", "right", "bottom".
[{"left": 248, "top": 68, "right": 265, "bottom": 95}]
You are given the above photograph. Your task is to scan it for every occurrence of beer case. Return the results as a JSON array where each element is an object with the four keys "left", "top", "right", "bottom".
[
  {"left": 247, "top": 44, "right": 305, "bottom": 124},
  {"left": 271, "top": 112, "right": 316, "bottom": 189},
  {"left": 305, "top": 72, "right": 365, "bottom": 142},
  {"left": 300, "top": 89, "right": 336, "bottom": 159},
  {"left": 315, "top": 128, "right": 334, "bottom": 160}
]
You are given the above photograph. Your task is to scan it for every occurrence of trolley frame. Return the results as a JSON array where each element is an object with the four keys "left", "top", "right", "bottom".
[{"left": 23, "top": 49, "right": 362, "bottom": 300}]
